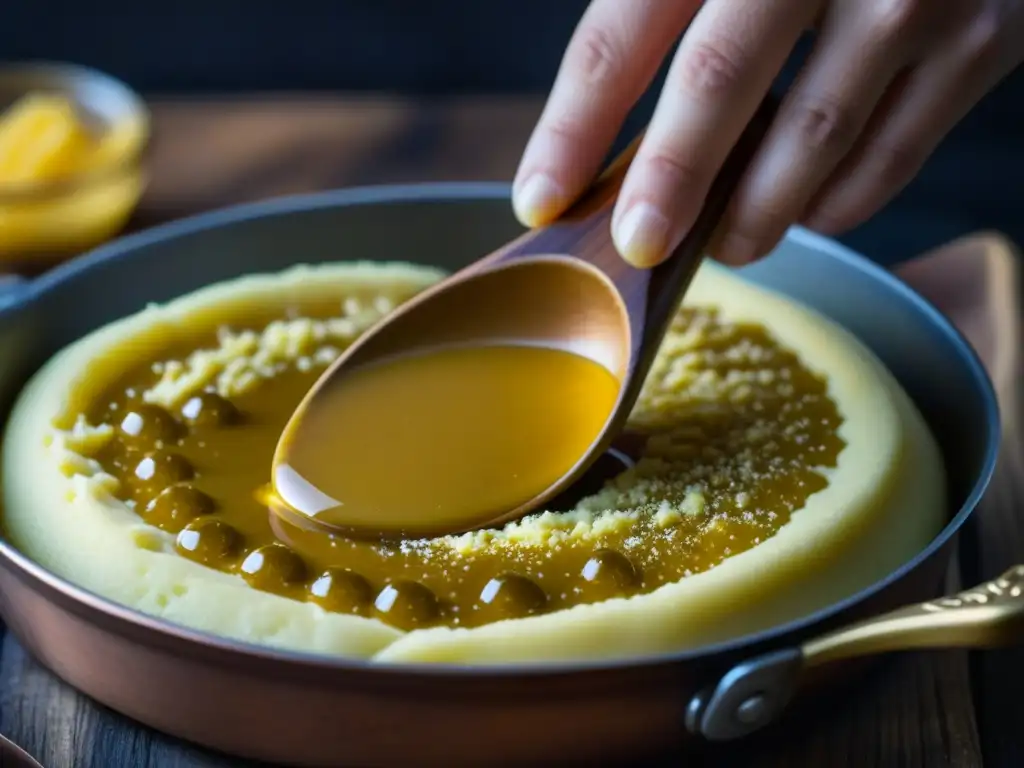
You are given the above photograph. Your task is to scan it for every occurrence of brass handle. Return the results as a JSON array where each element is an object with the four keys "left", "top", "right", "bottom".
[
  {"left": 685, "top": 565, "right": 1024, "bottom": 742},
  {"left": 803, "top": 564, "right": 1024, "bottom": 667}
]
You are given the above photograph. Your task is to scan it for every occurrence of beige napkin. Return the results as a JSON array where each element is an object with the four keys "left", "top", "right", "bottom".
[{"left": 896, "top": 232, "right": 1019, "bottom": 410}]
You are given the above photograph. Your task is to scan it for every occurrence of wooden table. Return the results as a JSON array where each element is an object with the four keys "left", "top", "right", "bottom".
[{"left": 1, "top": 96, "right": 1022, "bottom": 767}]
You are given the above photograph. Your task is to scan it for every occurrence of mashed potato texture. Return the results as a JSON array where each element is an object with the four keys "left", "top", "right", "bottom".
[{"left": 1, "top": 261, "right": 946, "bottom": 664}]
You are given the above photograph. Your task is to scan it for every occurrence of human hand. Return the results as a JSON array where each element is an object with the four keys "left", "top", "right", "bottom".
[{"left": 512, "top": 0, "right": 1024, "bottom": 268}]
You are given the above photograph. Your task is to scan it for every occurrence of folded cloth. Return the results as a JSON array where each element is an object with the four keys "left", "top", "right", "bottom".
[{"left": 895, "top": 232, "right": 1019, "bottom": 410}]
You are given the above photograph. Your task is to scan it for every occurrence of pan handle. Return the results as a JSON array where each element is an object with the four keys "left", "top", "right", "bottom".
[{"left": 684, "top": 564, "right": 1024, "bottom": 741}]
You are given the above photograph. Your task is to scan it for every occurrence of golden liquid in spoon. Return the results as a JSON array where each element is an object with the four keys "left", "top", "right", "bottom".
[{"left": 273, "top": 343, "right": 621, "bottom": 537}]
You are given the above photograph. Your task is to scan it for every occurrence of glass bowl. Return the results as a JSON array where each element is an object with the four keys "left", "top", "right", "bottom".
[{"left": 0, "top": 62, "right": 150, "bottom": 269}]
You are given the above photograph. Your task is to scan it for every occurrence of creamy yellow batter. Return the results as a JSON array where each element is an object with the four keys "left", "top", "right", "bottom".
[{"left": 0, "top": 260, "right": 946, "bottom": 664}]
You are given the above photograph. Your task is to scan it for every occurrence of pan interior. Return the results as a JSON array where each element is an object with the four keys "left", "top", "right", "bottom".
[{"left": 0, "top": 185, "right": 998, "bottom": 673}]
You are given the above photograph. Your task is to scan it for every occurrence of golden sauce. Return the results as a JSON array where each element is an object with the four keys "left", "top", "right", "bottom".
[
  {"left": 80, "top": 303, "right": 844, "bottom": 631},
  {"left": 274, "top": 344, "right": 620, "bottom": 536}
]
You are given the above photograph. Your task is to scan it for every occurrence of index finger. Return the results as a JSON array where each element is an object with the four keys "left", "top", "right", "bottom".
[
  {"left": 613, "top": 0, "right": 817, "bottom": 267},
  {"left": 512, "top": 0, "right": 702, "bottom": 228}
]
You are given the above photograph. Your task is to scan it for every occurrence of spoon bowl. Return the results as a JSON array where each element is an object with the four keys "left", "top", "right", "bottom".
[
  {"left": 273, "top": 255, "right": 631, "bottom": 538},
  {"left": 273, "top": 97, "right": 779, "bottom": 537}
]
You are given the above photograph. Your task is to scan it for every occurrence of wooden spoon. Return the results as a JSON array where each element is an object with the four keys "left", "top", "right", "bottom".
[{"left": 271, "top": 96, "right": 779, "bottom": 540}]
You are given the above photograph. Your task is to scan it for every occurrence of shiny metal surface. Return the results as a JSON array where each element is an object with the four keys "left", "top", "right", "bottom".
[
  {"left": 0, "top": 185, "right": 1000, "bottom": 765},
  {"left": 686, "top": 563, "right": 1024, "bottom": 741},
  {"left": 0, "top": 733, "right": 44, "bottom": 768}
]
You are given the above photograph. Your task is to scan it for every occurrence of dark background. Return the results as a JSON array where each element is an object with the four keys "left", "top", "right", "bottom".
[{"left": 2, "top": 0, "right": 1022, "bottom": 265}]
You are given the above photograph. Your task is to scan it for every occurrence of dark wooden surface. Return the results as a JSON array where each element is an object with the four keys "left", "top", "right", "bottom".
[{"left": 0, "top": 96, "right": 1021, "bottom": 768}]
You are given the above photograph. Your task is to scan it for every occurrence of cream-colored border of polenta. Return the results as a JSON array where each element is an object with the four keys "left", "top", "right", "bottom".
[{"left": 1, "top": 260, "right": 946, "bottom": 665}]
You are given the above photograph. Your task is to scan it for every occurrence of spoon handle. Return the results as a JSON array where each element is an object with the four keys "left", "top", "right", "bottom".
[
  {"left": 629, "top": 95, "right": 778, "bottom": 373},
  {"left": 486, "top": 93, "right": 778, "bottom": 380},
  {"left": 505, "top": 95, "right": 775, "bottom": 248}
]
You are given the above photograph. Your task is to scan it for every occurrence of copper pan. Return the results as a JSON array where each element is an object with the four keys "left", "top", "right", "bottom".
[{"left": 0, "top": 185, "right": 1005, "bottom": 766}]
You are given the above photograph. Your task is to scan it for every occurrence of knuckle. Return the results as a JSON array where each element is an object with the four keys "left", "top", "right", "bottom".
[
  {"left": 869, "top": 0, "right": 926, "bottom": 40},
  {"left": 566, "top": 23, "right": 628, "bottom": 85},
  {"left": 788, "top": 94, "right": 860, "bottom": 154},
  {"left": 735, "top": 197, "right": 789, "bottom": 237},
  {"left": 960, "top": 11, "right": 1006, "bottom": 75},
  {"left": 805, "top": 205, "right": 850, "bottom": 234},
  {"left": 643, "top": 149, "right": 705, "bottom": 191},
  {"left": 542, "top": 115, "right": 590, "bottom": 146},
  {"left": 874, "top": 140, "right": 927, "bottom": 186},
  {"left": 678, "top": 40, "right": 747, "bottom": 99}
]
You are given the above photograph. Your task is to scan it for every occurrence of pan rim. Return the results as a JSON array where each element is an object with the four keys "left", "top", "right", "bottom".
[{"left": 0, "top": 182, "right": 1001, "bottom": 678}]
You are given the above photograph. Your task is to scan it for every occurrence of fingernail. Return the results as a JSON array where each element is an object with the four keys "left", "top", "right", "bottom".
[
  {"left": 715, "top": 232, "right": 759, "bottom": 266},
  {"left": 513, "top": 173, "right": 565, "bottom": 228},
  {"left": 613, "top": 202, "right": 671, "bottom": 268}
]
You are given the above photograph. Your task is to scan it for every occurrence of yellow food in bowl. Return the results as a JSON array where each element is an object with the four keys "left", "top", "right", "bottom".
[
  {"left": 0, "top": 93, "right": 147, "bottom": 260},
  {"left": 0, "top": 261, "right": 946, "bottom": 664}
]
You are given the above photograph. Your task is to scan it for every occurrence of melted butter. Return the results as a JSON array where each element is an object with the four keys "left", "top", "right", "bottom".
[
  {"left": 80, "top": 304, "right": 845, "bottom": 631},
  {"left": 0, "top": 92, "right": 148, "bottom": 261},
  {"left": 274, "top": 344, "right": 620, "bottom": 537}
]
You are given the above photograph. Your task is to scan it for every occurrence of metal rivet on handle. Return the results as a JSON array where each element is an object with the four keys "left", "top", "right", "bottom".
[
  {"left": 735, "top": 694, "right": 767, "bottom": 725},
  {"left": 683, "top": 649, "right": 803, "bottom": 741}
]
